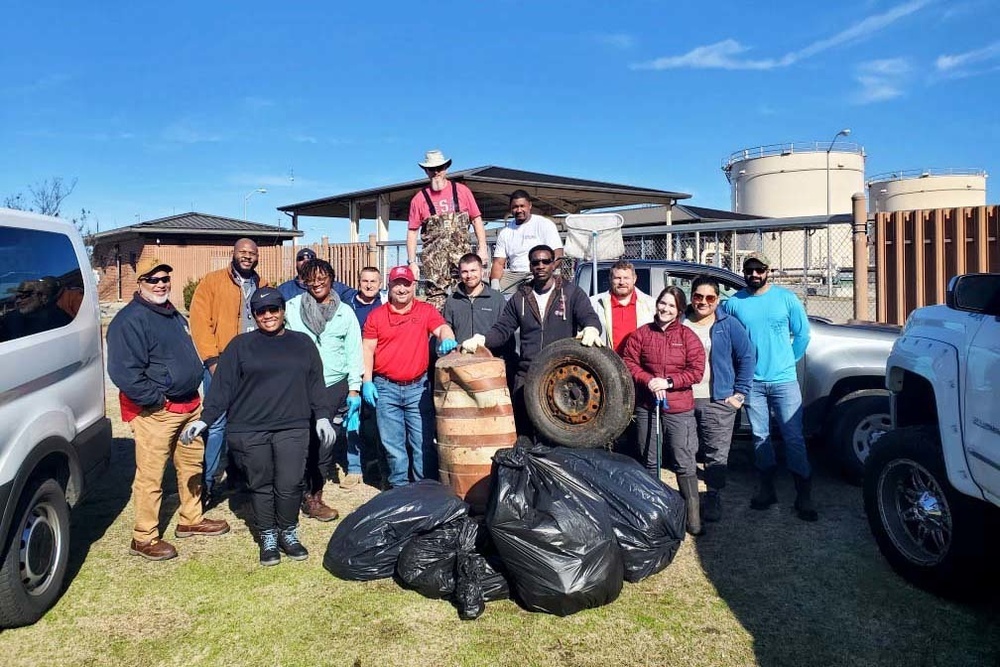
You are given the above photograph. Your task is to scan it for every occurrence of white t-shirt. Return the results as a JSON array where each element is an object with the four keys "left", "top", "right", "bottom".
[
  {"left": 684, "top": 318, "right": 713, "bottom": 399},
  {"left": 494, "top": 214, "right": 563, "bottom": 272},
  {"left": 533, "top": 288, "right": 553, "bottom": 318}
]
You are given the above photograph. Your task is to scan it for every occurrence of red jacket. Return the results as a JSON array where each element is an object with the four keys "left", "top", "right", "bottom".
[{"left": 622, "top": 319, "right": 706, "bottom": 413}]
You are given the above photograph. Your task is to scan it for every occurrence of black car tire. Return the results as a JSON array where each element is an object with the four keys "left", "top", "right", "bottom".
[
  {"left": 0, "top": 477, "right": 71, "bottom": 628},
  {"left": 863, "top": 426, "right": 997, "bottom": 599},
  {"left": 828, "top": 390, "right": 891, "bottom": 484},
  {"left": 524, "top": 339, "right": 635, "bottom": 448}
]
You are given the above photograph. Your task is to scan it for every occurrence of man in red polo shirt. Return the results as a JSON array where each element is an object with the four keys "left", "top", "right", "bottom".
[
  {"left": 361, "top": 266, "right": 457, "bottom": 487},
  {"left": 590, "top": 260, "right": 656, "bottom": 354}
]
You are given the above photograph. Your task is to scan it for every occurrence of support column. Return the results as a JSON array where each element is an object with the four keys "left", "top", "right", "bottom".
[
  {"left": 349, "top": 200, "right": 360, "bottom": 243},
  {"left": 851, "top": 192, "right": 868, "bottom": 321},
  {"left": 376, "top": 194, "right": 391, "bottom": 277}
]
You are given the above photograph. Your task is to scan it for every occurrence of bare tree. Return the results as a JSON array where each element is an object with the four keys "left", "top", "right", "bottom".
[{"left": 28, "top": 177, "right": 77, "bottom": 217}]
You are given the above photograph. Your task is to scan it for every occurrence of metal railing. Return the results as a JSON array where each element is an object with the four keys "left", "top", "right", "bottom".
[
  {"left": 722, "top": 141, "right": 865, "bottom": 173},
  {"left": 866, "top": 168, "right": 987, "bottom": 183}
]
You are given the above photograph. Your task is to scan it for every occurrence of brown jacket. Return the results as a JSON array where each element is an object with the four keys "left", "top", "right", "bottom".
[{"left": 190, "top": 266, "right": 256, "bottom": 367}]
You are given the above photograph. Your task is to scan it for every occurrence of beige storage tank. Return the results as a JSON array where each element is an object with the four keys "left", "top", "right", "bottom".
[
  {"left": 723, "top": 142, "right": 866, "bottom": 217},
  {"left": 867, "top": 169, "right": 987, "bottom": 213}
]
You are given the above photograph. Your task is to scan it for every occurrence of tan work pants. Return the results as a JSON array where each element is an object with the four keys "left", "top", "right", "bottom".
[{"left": 129, "top": 407, "right": 205, "bottom": 542}]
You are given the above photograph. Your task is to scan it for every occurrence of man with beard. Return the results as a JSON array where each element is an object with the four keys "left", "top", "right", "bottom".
[
  {"left": 589, "top": 260, "right": 656, "bottom": 355},
  {"left": 462, "top": 245, "right": 602, "bottom": 437},
  {"left": 443, "top": 253, "right": 512, "bottom": 362},
  {"left": 489, "top": 190, "right": 563, "bottom": 293},
  {"left": 723, "top": 252, "right": 815, "bottom": 521},
  {"left": 361, "top": 266, "right": 457, "bottom": 487},
  {"left": 107, "top": 258, "right": 230, "bottom": 561},
  {"left": 2, "top": 278, "right": 71, "bottom": 340},
  {"left": 190, "top": 237, "right": 261, "bottom": 504},
  {"left": 406, "top": 149, "right": 488, "bottom": 311}
]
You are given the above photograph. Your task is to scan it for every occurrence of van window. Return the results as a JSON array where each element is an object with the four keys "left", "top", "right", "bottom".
[{"left": 0, "top": 227, "right": 84, "bottom": 343}]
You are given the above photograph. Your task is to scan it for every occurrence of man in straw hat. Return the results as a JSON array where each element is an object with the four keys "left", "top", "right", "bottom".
[{"left": 406, "top": 149, "right": 488, "bottom": 311}]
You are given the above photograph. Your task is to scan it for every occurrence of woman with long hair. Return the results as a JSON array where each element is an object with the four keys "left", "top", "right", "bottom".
[{"left": 622, "top": 286, "right": 706, "bottom": 535}]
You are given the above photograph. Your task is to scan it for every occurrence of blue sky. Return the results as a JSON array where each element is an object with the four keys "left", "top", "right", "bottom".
[{"left": 2, "top": 0, "right": 997, "bottom": 244}]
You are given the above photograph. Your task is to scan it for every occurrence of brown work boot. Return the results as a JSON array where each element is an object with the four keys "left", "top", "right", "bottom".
[
  {"left": 130, "top": 538, "right": 178, "bottom": 561},
  {"left": 302, "top": 491, "right": 339, "bottom": 522},
  {"left": 175, "top": 517, "right": 231, "bottom": 538}
]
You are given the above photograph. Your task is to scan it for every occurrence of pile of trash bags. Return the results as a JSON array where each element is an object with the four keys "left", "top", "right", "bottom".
[{"left": 323, "top": 443, "right": 686, "bottom": 619}]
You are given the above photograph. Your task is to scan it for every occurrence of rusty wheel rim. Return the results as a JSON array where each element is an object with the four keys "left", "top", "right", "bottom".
[{"left": 540, "top": 360, "right": 604, "bottom": 426}]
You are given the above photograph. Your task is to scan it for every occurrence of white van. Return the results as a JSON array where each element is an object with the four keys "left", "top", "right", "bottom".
[{"left": 0, "top": 208, "right": 112, "bottom": 627}]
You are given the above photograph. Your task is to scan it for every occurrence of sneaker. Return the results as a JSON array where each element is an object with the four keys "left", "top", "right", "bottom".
[
  {"left": 259, "top": 529, "right": 281, "bottom": 566},
  {"left": 176, "top": 517, "right": 231, "bottom": 538},
  {"left": 130, "top": 538, "right": 178, "bottom": 561},
  {"left": 340, "top": 473, "right": 362, "bottom": 489},
  {"left": 278, "top": 526, "right": 309, "bottom": 561}
]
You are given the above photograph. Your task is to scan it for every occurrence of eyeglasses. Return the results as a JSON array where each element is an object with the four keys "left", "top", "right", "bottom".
[
  {"left": 254, "top": 305, "right": 282, "bottom": 315},
  {"left": 15, "top": 290, "right": 39, "bottom": 298},
  {"left": 692, "top": 293, "right": 718, "bottom": 304},
  {"left": 530, "top": 258, "right": 554, "bottom": 267},
  {"left": 744, "top": 267, "right": 768, "bottom": 275},
  {"left": 304, "top": 278, "right": 330, "bottom": 287},
  {"left": 141, "top": 276, "right": 171, "bottom": 285}
]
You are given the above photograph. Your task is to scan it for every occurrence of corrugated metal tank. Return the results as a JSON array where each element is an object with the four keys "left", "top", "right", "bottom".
[
  {"left": 723, "top": 142, "right": 866, "bottom": 216},
  {"left": 867, "top": 170, "right": 987, "bottom": 213}
]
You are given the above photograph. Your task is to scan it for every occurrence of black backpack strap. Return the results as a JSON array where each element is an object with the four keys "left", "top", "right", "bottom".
[
  {"left": 421, "top": 188, "right": 436, "bottom": 216},
  {"left": 451, "top": 181, "right": 460, "bottom": 211}
]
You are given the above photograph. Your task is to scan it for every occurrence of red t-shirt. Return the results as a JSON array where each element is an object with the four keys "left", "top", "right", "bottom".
[
  {"left": 407, "top": 181, "right": 482, "bottom": 230},
  {"left": 363, "top": 300, "right": 446, "bottom": 382},
  {"left": 611, "top": 292, "right": 639, "bottom": 355}
]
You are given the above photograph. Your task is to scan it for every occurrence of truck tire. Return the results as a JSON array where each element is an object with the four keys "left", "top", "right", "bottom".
[
  {"left": 524, "top": 339, "right": 635, "bottom": 448},
  {"left": 828, "top": 390, "right": 891, "bottom": 484},
  {"left": 863, "top": 426, "right": 997, "bottom": 599},
  {"left": 0, "top": 477, "right": 71, "bottom": 628}
]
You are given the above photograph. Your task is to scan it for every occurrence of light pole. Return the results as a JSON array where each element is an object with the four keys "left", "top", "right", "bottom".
[
  {"left": 826, "top": 128, "right": 850, "bottom": 297},
  {"left": 243, "top": 188, "right": 267, "bottom": 220}
]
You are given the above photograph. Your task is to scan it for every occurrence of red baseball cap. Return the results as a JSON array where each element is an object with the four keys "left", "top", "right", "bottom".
[{"left": 388, "top": 265, "right": 415, "bottom": 284}]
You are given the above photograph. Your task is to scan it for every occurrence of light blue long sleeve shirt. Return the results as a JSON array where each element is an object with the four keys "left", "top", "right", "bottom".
[
  {"left": 284, "top": 295, "right": 364, "bottom": 391},
  {"left": 722, "top": 285, "right": 810, "bottom": 384}
]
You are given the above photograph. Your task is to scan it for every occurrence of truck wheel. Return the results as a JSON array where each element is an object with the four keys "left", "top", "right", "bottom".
[
  {"left": 863, "top": 426, "right": 996, "bottom": 599},
  {"left": 0, "top": 478, "right": 71, "bottom": 628},
  {"left": 829, "top": 390, "right": 891, "bottom": 484},
  {"left": 524, "top": 339, "right": 635, "bottom": 448}
]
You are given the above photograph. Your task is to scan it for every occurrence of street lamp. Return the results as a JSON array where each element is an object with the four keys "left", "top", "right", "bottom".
[
  {"left": 826, "top": 128, "right": 851, "bottom": 297},
  {"left": 243, "top": 188, "right": 267, "bottom": 220}
]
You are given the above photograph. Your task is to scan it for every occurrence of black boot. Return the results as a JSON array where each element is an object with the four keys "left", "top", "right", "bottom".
[
  {"left": 750, "top": 468, "right": 778, "bottom": 510},
  {"left": 702, "top": 489, "right": 722, "bottom": 523},
  {"left": 259, "top": 529, "right": 280, "bottom": 567},
  {"left": 793, "top": 474, "right": 819, "bottom": 522},
  {"left": 677, "top": 475, "right": 704, "bottom": 536},
  {"left": 279, "top": 525, "right": 309, "bottom": 560}
]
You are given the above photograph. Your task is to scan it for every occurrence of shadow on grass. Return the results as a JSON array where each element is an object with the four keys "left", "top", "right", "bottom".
[{"left": 694, "top": 463, "right": 1000, "bottom": 666}]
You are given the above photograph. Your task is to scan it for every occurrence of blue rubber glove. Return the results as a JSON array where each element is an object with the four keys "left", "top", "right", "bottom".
[
  {"left": 346, "top": 395, "right": 362, "bottom": 433},
  {"left": 437, "top": 338, "right": 458, "bottom": 355},
  {"left": 362, "top": 381, "right": 379, "bottom": 407}
]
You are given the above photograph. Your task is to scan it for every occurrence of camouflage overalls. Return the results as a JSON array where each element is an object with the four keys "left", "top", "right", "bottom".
[{"left": 419, "top": 183, "right": 471, "bottom": 312}]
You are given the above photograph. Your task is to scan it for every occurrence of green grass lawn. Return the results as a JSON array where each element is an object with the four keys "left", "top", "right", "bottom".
[{"left": 1, "top": 396, "right": 998, "bottom": 666}]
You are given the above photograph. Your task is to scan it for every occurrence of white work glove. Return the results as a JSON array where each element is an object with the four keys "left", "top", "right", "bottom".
[
  {"left": 316, "top": 417, "right": 336, "bottom": 451},
  {"left": 489, "top": 278, "right": 502, "bottom": 291},
  {"left": 461, "top": 334, "right": 486, "bottom": 354},
  {"left": 577, "top": 326, "right": 604, "bottom": 347},
  {"left": 180, "top": 420, "right": 208, "bottom": 446}
]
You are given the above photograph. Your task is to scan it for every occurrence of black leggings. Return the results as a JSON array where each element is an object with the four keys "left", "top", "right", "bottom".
[{"left": 228, "top": 429, "right": 309, "bottom": 532}]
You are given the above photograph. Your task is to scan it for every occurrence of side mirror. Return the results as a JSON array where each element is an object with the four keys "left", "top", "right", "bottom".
[{"left": 946, "top": 273, "right": 1000, "bottom": 316}]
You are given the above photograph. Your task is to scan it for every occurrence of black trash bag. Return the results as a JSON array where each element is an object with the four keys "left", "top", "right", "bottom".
[
  {"left": 486, "top": 444, "right": 624, "bottom": 616},
  {"left": 323, "top": 480, "right": 468, "bottom": 581},
  {"left": 544, "top": 446, "right": 687, "bottom": 582},
  {"left": 453, "top": 517, "right": 510, "bottom": 620}
]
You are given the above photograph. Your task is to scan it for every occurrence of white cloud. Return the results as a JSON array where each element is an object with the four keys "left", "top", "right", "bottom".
[
  {"left": 291, "top": 135, "right": 318, "bottom": 144},
  {"left": 596, "top": 33, "right": 635, "bottom": 50},
  {"left": 632, "top": 0, "right": 930, "bottom": 71},
  {"left": 935, "top": 40, "right": 1000, "bottom": 77},
  {"left": 161, "top": 120, "right": 223, "bottom": 144},
  {"left": 853, "top": 58, "right": 911, "bottom": 104}
]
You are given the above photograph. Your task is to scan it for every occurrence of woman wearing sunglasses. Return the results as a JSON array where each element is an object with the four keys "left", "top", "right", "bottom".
[
  {"left": 683, "top": 276, "right": 754, "bottom": 523},
  {"left": 181, "top": 288, "right": 336, "bottom": 566},
  {"left": 622, "top": 286, "right": 706, "bottom": 535}
]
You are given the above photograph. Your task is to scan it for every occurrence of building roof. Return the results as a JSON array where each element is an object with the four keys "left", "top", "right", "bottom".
[
  {"left": 278, "top": 166, "right": 691, "bottom": 222},
  {"left": 90, "top": 212, "right": 302, "bottom": 243}
]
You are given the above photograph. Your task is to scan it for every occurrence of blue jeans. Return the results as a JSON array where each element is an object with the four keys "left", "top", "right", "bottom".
[
  {"left": 744, "top": 380, "right": 811, "bottom": 478},
  {"left": 345, "top": 430, "right": 362, "bottom": 476},
  {"left": 373, "top": 374, "right": 437, "bottom": 488},
  {"left": 202, "top": 368, "right": 228, "bottom": 494}
]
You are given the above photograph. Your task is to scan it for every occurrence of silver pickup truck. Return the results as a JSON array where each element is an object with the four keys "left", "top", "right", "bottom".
[{"left": 574, "top": 260, "right": 899, "bottom": 481}]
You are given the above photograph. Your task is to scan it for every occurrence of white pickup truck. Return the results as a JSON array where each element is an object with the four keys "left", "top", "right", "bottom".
[{"left": 864, "top": 272, "right": 1000, "bottom": 598}]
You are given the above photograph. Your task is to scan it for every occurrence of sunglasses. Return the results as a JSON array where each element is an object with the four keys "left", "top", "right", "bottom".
[
  {"left": 744, "top": 267, "right": 768, "bottom": 275},
  {"left": 424, "top": 166, "right": 447, "bottom": 174},
  {"left": 15, "top": 290, "right": 40, "bottom": 298},
  {"left": 254, "top": 305, "right": 282, "bottom": 315},
  {"left": 530, "top": 258, "right": 554, "bottom": 267},
  {"left": 692, "top": 293, "right": 718, "bottom": 304},
  {"left": 142, "top": 276, "right": 171, "bottom": 285}
]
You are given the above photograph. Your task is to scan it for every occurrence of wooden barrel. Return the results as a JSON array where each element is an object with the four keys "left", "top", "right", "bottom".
[{"left": 434, "top": 348, "right": 516, "bottom": 511}]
